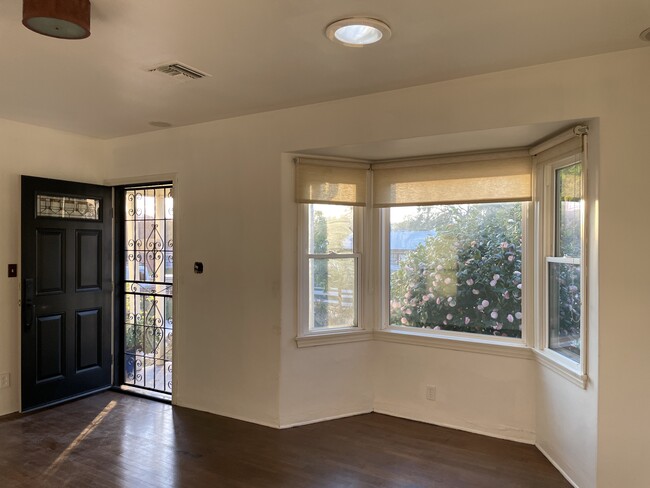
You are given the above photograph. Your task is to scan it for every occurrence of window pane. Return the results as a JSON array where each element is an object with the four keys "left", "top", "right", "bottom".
[
  {"left": 308, "top": 204, "right": 354, "bottom": 254},
  {"left": 309, "top": 257, "right": 356, "bottom": 329},
  {"left": 389, "top": 203, "right": 523, "bottom": 338},
  {"left": 555, "top": 163, "right": 582, "bottom": 258},
  {"left": 548, "top": 262, "right": 581, "bottom": 362},
  {"left": 37, "top": 194, "right": 100, "bottom": 220}
]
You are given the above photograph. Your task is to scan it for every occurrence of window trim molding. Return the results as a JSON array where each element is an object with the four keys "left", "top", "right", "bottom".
[
  {"left": 532, "top": 348, "right": 587, "bottom": 388},
  {"left": 374, "top": 329, "right": 532, "bottom": 359},
  {"left": 296, "top": 329, "right": 373, "bottom": 348},
  {"left": 377, "top": 204, "right": 532, "bottom": 348},
  {"left": 535, "top": 149, "right": 588, "bottom": 378},
  {"left": 297, "top": 203, "right": 365, "bottom": 338}
]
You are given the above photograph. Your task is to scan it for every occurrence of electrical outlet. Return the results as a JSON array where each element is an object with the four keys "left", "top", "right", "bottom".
[
  {"left": 426, "top": 385, "right": 436, "bottom": 401},
  {"left": 0, "top": 373, "right": 10, "bottom": 389}
]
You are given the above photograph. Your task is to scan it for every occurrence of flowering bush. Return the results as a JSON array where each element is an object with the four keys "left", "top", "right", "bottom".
[
  {"left": 390, "top": 204, "right": 523, "bottom": 338},
  {"left": 549, "top": 262, "right": 581, "bottom": 358}
]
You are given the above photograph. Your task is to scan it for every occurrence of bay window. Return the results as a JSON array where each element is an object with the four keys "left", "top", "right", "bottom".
[{"left": 294, "top": 123, "right": 590, "bottom": 383}]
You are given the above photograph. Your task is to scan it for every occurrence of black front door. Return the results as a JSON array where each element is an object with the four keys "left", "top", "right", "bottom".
[{"left": 21, "top": 176, "right": 113, "bottom": 411}]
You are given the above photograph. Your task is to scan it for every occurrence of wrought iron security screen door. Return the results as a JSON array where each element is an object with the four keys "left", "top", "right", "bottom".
[{"left": 121, "top": 184, "right": 174, "bottom": 395}]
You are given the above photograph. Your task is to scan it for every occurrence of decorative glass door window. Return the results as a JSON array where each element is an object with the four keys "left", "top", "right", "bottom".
[
  {"left": 36, "top": 194, "right": 100, "bottom": 220},
  {"left": 123, "top": 185, "right": 174, "bottom": 394}
]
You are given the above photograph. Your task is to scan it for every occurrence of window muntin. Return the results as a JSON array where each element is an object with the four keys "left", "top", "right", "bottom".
[
  {"left": 305, "top": 204, "right": 359, "bottom": 331},
  {"left": 388, "top": 203, "right": 524, "bottom": 339},
  {"left": 547, "top": 161, "right": 584, "bottom": 361}
]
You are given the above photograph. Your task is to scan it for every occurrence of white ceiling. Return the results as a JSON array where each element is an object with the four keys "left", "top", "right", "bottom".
[{"left": 0, "top": 0, "right": 648, "bottom": 139}]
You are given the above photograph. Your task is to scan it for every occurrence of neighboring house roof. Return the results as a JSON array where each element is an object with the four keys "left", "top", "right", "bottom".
[{"left": 390, "top": 230, "right": 437, "bottom": 251}]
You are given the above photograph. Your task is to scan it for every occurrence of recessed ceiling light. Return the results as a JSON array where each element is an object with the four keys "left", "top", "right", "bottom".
[
  {"left": 640, "top": 27, "right": 650, "bottom": 42},
  {"left": 326, "top": 18, "right": 391, "bottom": 47}
]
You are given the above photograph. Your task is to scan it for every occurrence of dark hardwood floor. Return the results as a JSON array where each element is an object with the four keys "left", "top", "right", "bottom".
[{"left": 0, "top": 392, "right": 570, "bottom": 487}]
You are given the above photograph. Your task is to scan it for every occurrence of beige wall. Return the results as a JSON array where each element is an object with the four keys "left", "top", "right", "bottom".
[{"left": 1, "top": 45, "right": 648, "bottom": 488}]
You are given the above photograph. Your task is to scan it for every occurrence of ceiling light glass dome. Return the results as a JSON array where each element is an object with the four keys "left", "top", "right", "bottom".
[{"left": 326, "top": 18, "right": 391, "bottom": 47}]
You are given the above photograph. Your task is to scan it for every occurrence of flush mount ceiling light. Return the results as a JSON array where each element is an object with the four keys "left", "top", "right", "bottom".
[
  {"left": 326, "top": 17, "right": 391, "bottom": 47},
  {"left": 23, "top": 0, "right": 91, "bottom": 40}
]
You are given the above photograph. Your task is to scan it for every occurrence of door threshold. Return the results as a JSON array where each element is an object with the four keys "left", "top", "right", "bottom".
[{"left": 114, "top": 385, "right": 172, "bottom": 404}]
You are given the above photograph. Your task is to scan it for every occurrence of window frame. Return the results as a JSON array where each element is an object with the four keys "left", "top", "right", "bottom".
[
  {"left": 378, "top": 202, "right": 534, "bottom": 350},
  {"left": 535, "top": 153, "right": 588, "bottom": 379},
  {"left": 297, "top": 203, "right": 370, "bottom": 345}
]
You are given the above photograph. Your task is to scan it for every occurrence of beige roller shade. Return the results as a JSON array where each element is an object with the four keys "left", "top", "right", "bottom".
[
  {"left": 372, "top": 151, "right": 532, "bottom": 207},
  {"left": 530, "top": 125, "right": 585, "bottom": 163},
  {"left": 295, "top": 158, "right": 369, "bottom": 206}
]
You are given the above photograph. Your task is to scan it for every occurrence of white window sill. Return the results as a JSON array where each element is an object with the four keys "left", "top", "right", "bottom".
[
  {"left": 295, "top": 329, "right": 373, "bottom": 348},
  {"left": 373, "top": 329, "right": 532, "bottom": 360},
  {"left": 532, "top": 349, "right": 587, "bottom": 389}
]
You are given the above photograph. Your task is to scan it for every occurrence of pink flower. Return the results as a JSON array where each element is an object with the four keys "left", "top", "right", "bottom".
[
  {"left": 472, "top": 289, "right": 480, "bottom": 295},
  {"left": 502, "top": 291, "right": 510, "bottom": 299},
  {"left": 481, "top": 300, "right": 490, "bottom": 308},
  {"left": 490, "top": 280, "right": 497, "bottom": 287},
  {"left": 465, "top": 317, "right": 470, "bottom": 324},
  {"left": 401, "top": 318, "right": 408, "bottom": 325},
  {"left": 507, "top": 314, "right": 514, "bottom": 323},
  {"left": 405, "top": 309, "right": 412, "bottom": 315},
  {"left": 491, "top": 311, "right": 499, "bottom": 319},
  {"left": 436, "top": 297, "right": 442, "bottom": 305},
  {"left": 466, "top": 278, "right": 474, "bottom": 286},
  {"left": 517, "top": 284, "right": 523, "bottom": 290},
  {"left": 433, "top": 326, "right": 441, "bottom": 331},
  {"left": 444, "top": 277, "right": 452, "bottom": 285},
  {"left": 500, "top": 242, "right": 508, "bottom": 249},
  {"left": 508, "top": 255, "right": 515, "bottom": 262},
  {"left": 493, "top": 274, "right": 500, "bottom": 281},
  {"left": 446, "top": 314, "right": 453, "bottom": 320},
  {"left": 422, "top": 295, "right": 430, "bottom": 302},
  {"left": 477, "top": 305, "right": 484, "bottom": 311},
  {"left": 515, "top": 312, "right": 523, "bottom": 319},
  {"left": 495, "top": 322, "right": 503, "bottom": 330}
]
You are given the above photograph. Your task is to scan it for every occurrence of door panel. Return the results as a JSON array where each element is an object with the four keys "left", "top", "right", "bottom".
[
  {"left": 22, "top": 176, "right": 112, "bottom": 411},
  {"left": 76, "top": 309, "right": 101, "bottom": 370},
  {"left": 76, "top": 230, "right": 102, "bottom": 290},
  {"left": 36, "top": 314, "right": 65, "bottom": 381},
  {"left": 36, "top": 229, "right": 65, "bottom": 294}
]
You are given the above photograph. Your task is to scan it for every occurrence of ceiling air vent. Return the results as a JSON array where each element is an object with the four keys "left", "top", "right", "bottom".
[{"left": 148, "top": 62, "right": 210, "bottom": 80}]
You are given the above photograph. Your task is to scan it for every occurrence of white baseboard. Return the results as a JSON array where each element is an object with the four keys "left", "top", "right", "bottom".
[
  {"left": 536, "top": 443, "right": 580, "bottom": 488},
  {"left": 279, "top": 408, "right": 373, "bottom": 429},
  {"left": 374, "top": 401, "right": 536, "bottom": 444},
  {"left": 174, "top": 400, "right": 281, "bottom": 429}
]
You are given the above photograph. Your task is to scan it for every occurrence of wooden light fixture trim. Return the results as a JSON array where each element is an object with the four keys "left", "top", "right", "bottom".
[{"left": 23, "top": 0, "right": 91, "bottom": 39}]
